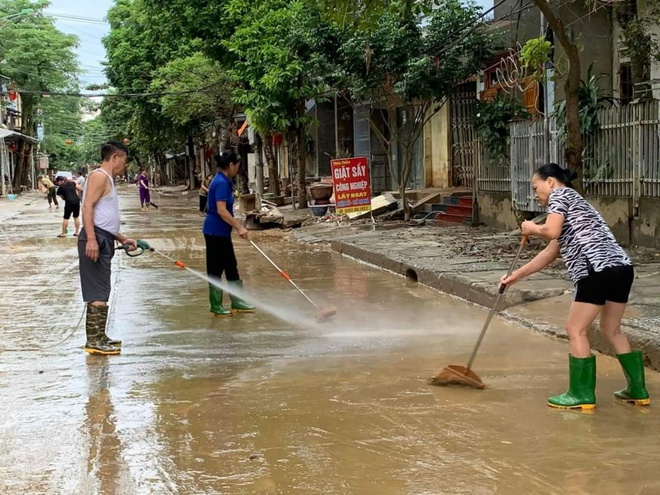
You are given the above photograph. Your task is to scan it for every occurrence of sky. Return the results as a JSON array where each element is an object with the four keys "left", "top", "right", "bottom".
[{"left": 46, "top": 0, "right": 113, "bottom": 87}]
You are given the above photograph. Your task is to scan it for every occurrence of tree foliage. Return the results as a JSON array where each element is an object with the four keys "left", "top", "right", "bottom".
[
  {"left": 224, "top": 0, "right": 332, "bottom": 205},
  {"left": 0, "top": 0, "right": 80, "bottom": 186},
  {"left": 103, "top": 0, "right": 238, "bottom": 184},
  {"left": 333, "top": 0, "right": 495, "bottom": 219}
]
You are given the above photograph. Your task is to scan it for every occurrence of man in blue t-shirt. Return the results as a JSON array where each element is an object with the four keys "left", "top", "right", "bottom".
[{"left": 203, "top": 150, "right": 255, "bottom": 317}]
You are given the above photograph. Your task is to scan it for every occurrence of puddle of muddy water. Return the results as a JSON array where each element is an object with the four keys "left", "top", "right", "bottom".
[{"left": 1, "top": 191, "right": 659, "bottom": 495}]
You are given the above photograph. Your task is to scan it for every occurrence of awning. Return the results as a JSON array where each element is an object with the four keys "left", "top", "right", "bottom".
[{"left": 0, "top": 128, "right": 38, "bottom": 143}]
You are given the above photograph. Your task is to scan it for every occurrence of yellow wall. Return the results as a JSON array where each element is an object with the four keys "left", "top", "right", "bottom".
[{"left": 423, "top": 103, "right": 451, "bottom": 188}]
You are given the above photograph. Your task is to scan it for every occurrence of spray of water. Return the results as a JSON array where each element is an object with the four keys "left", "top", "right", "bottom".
[
  {"left": 152, "top": 250, "right": 319, "bottom": 328},
  {"left": 0, "top": 226, "right": 11, "bottom": 247}
]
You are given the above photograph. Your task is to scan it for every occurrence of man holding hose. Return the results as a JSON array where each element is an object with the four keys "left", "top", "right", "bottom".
[
  {"left": 203, "top": 150, "right": 254, "bottom": 317},
  {"left": 79, "top": 141, "right": 141, "bottom": 355}
]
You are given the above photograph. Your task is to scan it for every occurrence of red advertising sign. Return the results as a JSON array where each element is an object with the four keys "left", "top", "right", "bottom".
[{"left": 331, "top": 157, "right": 372, "bottom": 215}]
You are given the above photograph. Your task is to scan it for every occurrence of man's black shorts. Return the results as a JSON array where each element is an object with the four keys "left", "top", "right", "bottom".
[
  {"left": 574, "top": 265, "right": 634, "bottom": 305},
  {"left": 63, "top": 201, "right": 80, "bottom": 220}
]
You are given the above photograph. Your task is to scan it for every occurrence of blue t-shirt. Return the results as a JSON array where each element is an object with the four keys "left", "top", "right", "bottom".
[{"left": 203, "top": 172, "right": 234, "bottom": 237}]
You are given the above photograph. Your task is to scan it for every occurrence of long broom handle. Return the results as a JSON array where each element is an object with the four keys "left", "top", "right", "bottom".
[
  {"left": 466, "top": 236, "right": 527, "bottom": 371},
  {"left": 250, "top": 240, "right": 319, "bottom": 308}
]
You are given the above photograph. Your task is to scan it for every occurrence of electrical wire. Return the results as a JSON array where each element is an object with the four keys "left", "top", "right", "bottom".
[{"left": 2, "top": 84, "right": 217, "bottom": 98}]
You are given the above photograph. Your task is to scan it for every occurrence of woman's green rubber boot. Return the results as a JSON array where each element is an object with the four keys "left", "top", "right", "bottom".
[
  {"left": 614, "top": 350, "right": 651, "bottom": 406},
  {"left": 228, "top": 280, "right": 255, "bottom": 313},
  {"left": 547, "top": 355, "right": 596, "bottom": 410},
  {"left": 209, "top": 284, "right": 232, "bottom": 317}
]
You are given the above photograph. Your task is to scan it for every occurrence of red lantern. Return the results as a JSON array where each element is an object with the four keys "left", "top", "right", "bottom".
[
  {"left": 8, "top": 91, "right": 17, "bottom": 102},
  {"left": 272, "top": 134, "right": 283, "bottom": 146}
]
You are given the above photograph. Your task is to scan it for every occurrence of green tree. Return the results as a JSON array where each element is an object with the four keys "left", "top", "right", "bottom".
[
  {"left": 225, "top": 0, "right": 331, "bottom": 206},
  {"left": 37, "top": 95, "right": 83, "bottom": 171},
  {"left": 104, "top": 0, "right": 240, "bottom": 186},
  {"left": 0, "top": 0, "right": 79, "bottom": 186},
  {"left": 333, "top": 0, "right": 495, "bottom": 220},
  {"left": 530, "top": 0, "right": 582, "bottom": 189},
  {"left": 103, "top": 0, "right": 190, "bottom": 184}
]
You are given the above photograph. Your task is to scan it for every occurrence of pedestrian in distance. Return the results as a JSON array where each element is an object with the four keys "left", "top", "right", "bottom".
[
  {"left": 199, "top": 173, "right": 213, "bottom": 215},
  {"left": 138, "top": 169, "right": 150, "bottom": 211},
  {"left": 40, "top": 175, "right": 59, "bottom": 210},
  {"left": 500, "top": 163, "right": 649, "bottom": 410},
  {"left": 75, "top": 171, "right": 86, "bottom": 197},
  {"left": 55, "top": 176, "right": 82, "bottom": 237},
  {"left": 78, "top": 141, "right": 141, "bottom": 356},
  {"left": 203, "top": 151, "right": 255, "bottom": 317}
]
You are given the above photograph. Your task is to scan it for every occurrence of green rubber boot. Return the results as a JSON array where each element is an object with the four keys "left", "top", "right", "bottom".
[
  {"left": 228, "top": 280, "right": 255, "bottom": 313},
  {"left": 84, "top": 304, "right": 121, "bottom": 356},
  {"left": 209, "top": 284, "right": 232, "bottom": 317},
  {"left": 547, "top": 355, "right": 596, "bottom": 410},
  {"left": 614, "top": 350, "right": 651, "bottom": 406}
]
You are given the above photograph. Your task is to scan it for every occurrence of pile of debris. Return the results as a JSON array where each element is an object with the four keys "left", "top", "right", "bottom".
[{"left": 240, "top": 194, "right": 286, "bottom": 230}]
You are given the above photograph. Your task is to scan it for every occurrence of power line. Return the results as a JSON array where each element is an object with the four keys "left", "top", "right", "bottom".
[{"left": 4, "top": 84, "right": 217, "bottom": 98}]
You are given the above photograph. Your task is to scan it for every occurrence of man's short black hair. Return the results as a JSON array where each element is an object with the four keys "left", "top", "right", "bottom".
[
  {"left": 215, "top": 150, "right": 241, "bottom": 170},
  {"left": 100, "top": 141, "right": 128, "bottom": 162}
]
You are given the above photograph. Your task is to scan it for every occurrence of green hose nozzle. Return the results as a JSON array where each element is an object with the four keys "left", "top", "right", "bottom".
[{"left": 137, "top": 239, "right": 152, "bottom": 251}]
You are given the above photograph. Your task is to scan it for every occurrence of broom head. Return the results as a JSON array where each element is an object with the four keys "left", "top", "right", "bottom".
[
  {"left": 315, "top": 306, "right": 337, "bottom": 323},
  {"left": 429, "top": 365, "right": 485, "bottom": 389}
]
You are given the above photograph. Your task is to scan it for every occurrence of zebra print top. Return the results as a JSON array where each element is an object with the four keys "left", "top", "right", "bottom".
[{"left": 547, "top": 187, "right": 632, "bottom": 283}]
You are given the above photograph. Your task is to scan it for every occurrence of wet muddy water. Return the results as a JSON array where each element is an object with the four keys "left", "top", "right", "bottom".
[{"left": 1, "top": 192, "right": 659, "bottom": 494}]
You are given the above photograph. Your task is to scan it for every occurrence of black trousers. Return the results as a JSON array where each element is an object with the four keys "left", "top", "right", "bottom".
[
  {"left": 47, "top": 186, "right": 58, "bottom": 206},
  {"left": 199, "top": 195, "right": 208, "bottom": 213},
  {"left": 205, "top": 234, "right": 240, "bottom": 282}
]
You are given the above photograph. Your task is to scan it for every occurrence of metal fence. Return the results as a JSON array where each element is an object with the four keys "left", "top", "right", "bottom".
[
  {"left": 476, "top": 142, "right": 511, "bottom": 193},
  {"left": 477, "top": 100, "right": 660, "bottom": 211}
]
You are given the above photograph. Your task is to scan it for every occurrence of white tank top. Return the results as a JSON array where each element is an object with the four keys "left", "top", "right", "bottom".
[{"left": 83, "top": 168, "right": 121, "bottom": 235}]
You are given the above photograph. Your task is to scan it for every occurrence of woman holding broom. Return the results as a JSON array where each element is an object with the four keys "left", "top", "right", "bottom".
[
  {"left": 203, "top": 151, "right": 255, "bottom": 317},
  {"left": 500, "top": 163, "right": 649, "bottom": 410}
]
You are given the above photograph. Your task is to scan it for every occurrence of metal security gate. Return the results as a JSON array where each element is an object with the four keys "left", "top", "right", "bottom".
[{"left": 450, "top": 81, "right": 478, "bottom": 188}]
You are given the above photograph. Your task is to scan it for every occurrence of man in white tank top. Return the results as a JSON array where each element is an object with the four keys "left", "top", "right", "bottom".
[{"left": 78, "top": 141, "right": 138, "bottom": 355}]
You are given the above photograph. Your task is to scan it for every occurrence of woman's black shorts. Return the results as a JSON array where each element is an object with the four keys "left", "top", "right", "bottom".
[{"left": 574, "top": 265, "right": 634, "bottom": 306}]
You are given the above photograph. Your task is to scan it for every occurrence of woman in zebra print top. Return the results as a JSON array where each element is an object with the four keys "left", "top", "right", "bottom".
[{"left": 501, "top": 163, "right": 649, "bottom": 411}]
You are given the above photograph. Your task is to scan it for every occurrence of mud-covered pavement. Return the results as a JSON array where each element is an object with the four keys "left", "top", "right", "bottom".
[{"left": 1, "top": 189, "right": 660, "bottom": 495}]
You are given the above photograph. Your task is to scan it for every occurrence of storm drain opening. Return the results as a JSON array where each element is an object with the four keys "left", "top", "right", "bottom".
[{"left": 405, "top": 268, "right": 418, "bottom": 283}]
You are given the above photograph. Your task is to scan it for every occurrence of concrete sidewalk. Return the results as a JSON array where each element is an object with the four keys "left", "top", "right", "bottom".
[{"left": 293, "top": 222, "right": 660, "bottom": 369}]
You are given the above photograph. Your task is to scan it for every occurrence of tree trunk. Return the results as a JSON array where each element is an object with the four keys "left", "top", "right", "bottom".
[
  {"left": 14, "top": 96, "right": 35, "bottom": 190},
  {"left": 13, "top": 141, "right": 31, "bottom": 190},
  {"left": 263, "top": 137, "right": 280, "bottom": 196},
  {"left": 255, "top": 132, "right": 265, "bottom": 195},
  {"left": 237, "top": 139, "right": 251, "bottom": 195},
  {"left": 533, "top": 0, "right": 582, "bottom": 191},
  {"left": 401, "top": 145, "right": 413, "bottom": 222},
  {"left": 296, "top": 126, "right": 308, "bottom": 209},
  {"left": 156, "top": 152, "right": 169, "bottom": 186}
]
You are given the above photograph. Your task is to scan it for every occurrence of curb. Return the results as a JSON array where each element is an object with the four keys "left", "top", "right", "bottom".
[{"left": 329, "top": 240, "right": 563, "bottom": 310}]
